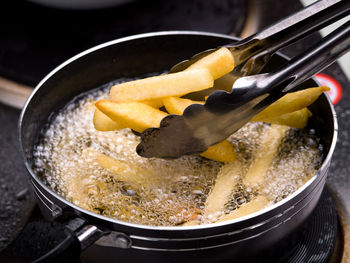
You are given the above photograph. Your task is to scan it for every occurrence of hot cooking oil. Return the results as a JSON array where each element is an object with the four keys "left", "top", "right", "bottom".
[{"left": 33, "top": 84, "right": 322, "bottom": 226}]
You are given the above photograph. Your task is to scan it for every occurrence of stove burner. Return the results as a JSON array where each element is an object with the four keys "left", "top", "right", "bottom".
[
  {"left": 0, "top": 0, "right": 246, "bottom": 86},
  {"left": 281, "top": 187, "right": 342, "bottom": 263}
]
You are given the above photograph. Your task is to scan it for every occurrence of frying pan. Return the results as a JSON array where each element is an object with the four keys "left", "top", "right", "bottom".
[{"left": 18, "top": 31, "right": 337, "bottom": 262}]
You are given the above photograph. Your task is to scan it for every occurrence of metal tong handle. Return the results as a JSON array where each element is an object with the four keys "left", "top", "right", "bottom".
[
  {"left": 232, "top": 0, "right": 350, "bottom": 75},
  {"left": 262, "top": 19, "right": 350, "bottom": 96},
  {"left": 136, "top": 21, "right": 350, "bottom": 159}
]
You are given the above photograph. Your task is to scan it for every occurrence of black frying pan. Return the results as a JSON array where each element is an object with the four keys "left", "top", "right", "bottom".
[{"left": 18, "top": 31, "right": 337, "bottom": 263}]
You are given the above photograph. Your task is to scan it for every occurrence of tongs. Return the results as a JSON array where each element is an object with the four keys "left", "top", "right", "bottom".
[{"left": 137, "top": 0, "right": 350, "bottom": 159}]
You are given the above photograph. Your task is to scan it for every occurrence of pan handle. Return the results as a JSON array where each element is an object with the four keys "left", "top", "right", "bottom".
[
  {"left": 8, "top": 217, "right": 108, "bottom": 263},
  {"left": 31, "top": 227, "right": 81, "bottom": 263},
  {"left": 32, "top": 218, "right": 107, "bottom": 263},
  {"left": 36, "top": 221, "right": 107, "bottom": 263}
]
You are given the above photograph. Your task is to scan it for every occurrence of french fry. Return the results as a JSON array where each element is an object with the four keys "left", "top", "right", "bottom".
[
  {"left": 163, "top": 96, "right": 236, "bottom": 162},
  {"left": 86, "top": 149, "right": 158, "bottom": 186},
  {"left": 217, "top": 196, "right": 270, "bottom": 222},
  {"left": 200, "top": 140, "right": 236, "bottom": 162},
  {"left": 181, "top": 220, "right": 201, "bottom": 226},
  {"left": 243, "top": 124, "right": 289, "bottom": 188},
  {"left": 96, "top": 100, "right": 167, "bottom": 133},
  {"left": 163, "top": 96, "right": 204, "bottom": 115},
  {"left": 258, "top": 107, "right": 312, "bottom": 129},
  {"left": 93, "top": 108, "right": 125, "bottom": 131},
  {"left": 185, "top": 47, "right": 235, "bottom": 80},
  {"left": 203, "top": 100, "right": 311, "bottom": 129},
  {"left": 110, "top": 69, "right": 214, "bottom": 102},
  {"left": 203, "top": 160, "right": 243, "bottom": 218},
  {"left": 251, "top": 86, "right": 329, "bottom": 122},
  {"left": 142, "top": 99, "right": 164, "bottom": 109}
]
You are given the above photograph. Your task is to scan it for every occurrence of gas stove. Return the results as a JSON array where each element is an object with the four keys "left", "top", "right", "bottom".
[{"left": 0, "top": 0, "right": 349, "bottom": 262}]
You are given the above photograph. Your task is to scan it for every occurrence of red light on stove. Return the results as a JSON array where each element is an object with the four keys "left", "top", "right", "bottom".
[{"left": 314, "top": 73, "right": 343, "bottom": 105}]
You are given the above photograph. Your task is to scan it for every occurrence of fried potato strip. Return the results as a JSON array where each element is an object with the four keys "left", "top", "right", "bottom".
[
  {"left": 181, "top": 220, "right": 201, "bottom": 226},
  {"left": 93, "top": 108, "right": 125, "bottom": 131},
  {"left": 86, "top": 148, "right": 158, "bottom": 187},
  {"left": 163, "top": 96, "right": 204, "bottom": 115},
  {"left": 141, "top": 99, "right": 164, "bottom": 109},
  {"left": 110, "top": 69, "right": 213, "bottom": 102},
  {"left": 200, "top": 140, "right": 236, "bottom": 162},
  {"left": 96, "top": 100, "right": 167, "bottom": 133},
  {"left": 251, "top": 86, "right": 329, "bottom": 122},
  {"left": 217, "top": 196, "right": 270, "bottom": 222},
  {"left": 243, "top": 124, "right": 289, "bottom": 189},
  {"left": 185, "top": 47, "right": 235, "bottom": 79},
  {"left": 203, "top": 160, "right": 244, "bottom": 218},
  {"left": 258, "top": 107, "right": 312, "bottom": 129}
]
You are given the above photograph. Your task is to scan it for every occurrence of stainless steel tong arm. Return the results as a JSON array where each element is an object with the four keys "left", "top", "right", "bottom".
[
  {"left": 170, "top": 0, "right": 350, "bottom": 76},
  {"left": 231, "top": 0, "right": 350, "bottom": 76}
]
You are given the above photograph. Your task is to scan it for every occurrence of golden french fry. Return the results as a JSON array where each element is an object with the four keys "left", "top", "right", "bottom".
[
  {"left": 204, "top": 160, "right": 243, "bottom": 218},
  {"left": 217, "top": 196, "right": 270, "bottom": 222},
  {"left": 93, "top": 108, "right": 125, "bottom": 131},
  {"left": 251, "top": 86, "right": 329, "bottom": 122},
  {"left": 259, "top": 108, "right": 312, "bottom": 129},
  {"left": 87, "top": 149, "right": 158, "bottom": 186},
  {"left": 200, "top": 140, "right": 236, "bottom": 162},
  {"left": 142, "top": 99, "right": 164, "bottom": 109},
  {"left": 96, "top": 100, "right": 167, "bottom": 133},
  {"left": 110, "top": 69, "right": 214, "bottom": 102},
  {"left": 185, "top": 47, "right": 235, "bottom": 80},
  {"left": 243, "top": 124, "right": 289, "bottom": 188},
  {"left": 181, "top": 220, "right": 201, "bottom": 226},
  {"left": 163, "top": 96, "right": 204, "bottom": 115}
]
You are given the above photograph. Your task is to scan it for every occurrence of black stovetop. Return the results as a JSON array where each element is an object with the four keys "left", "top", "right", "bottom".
[
  {"left": 0, "top": 0, "right": 349, "bottom": 262},
  {"left": 0, "top": 0, "right": 246, "bottom": 86}
]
